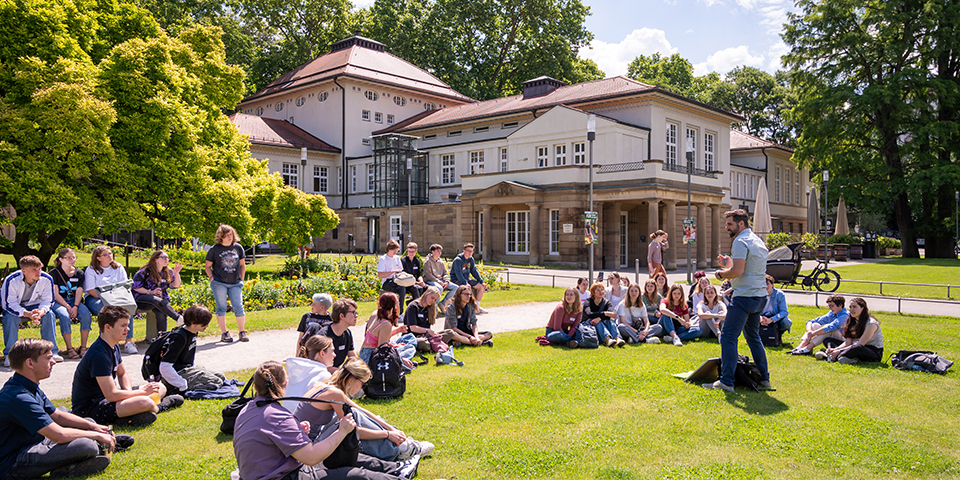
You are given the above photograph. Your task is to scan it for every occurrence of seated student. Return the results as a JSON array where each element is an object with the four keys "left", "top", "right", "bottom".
[
  {"left": 84, "top": 246, "right": 137, "bottom": 354},
  {"left": 584, "top": 283, "right": 625, "bottom": 348},
  {"left": 641, "top": 279, "right": 662, "bottom": 323},
  {"left": 423, "top": 244, "right": 457, "bottom": 310},
  {"left": 719, "top": 279, "right": 734, "bottom": 306},
  {"left": 815, "top": 297, "right": 884, "bottom": 364},
  {"left": 284, "top": 335, "right": 335, "bottom": 413},
  {"left": 359, "top": 293, "right": 415, "bottom": 370},
  {"left": 0, "top": 339, "right": 134, "bottom": 480},
  {"left": 377, "top": 239, "right": 410, "bottom": 314},
  {"left": 653, "top": 272, "right": 670, "bottom": 299},
  {"left": 2, "top": 255, "right": 61, "bottom": 366},
  {"left": 787, "top": 294, "right": 848, "bottom": 355},
  {"left": 131, "top": 249, "right": 183, "bottom": 335},
  {"left": 760, "top": 274, "right": 791, "bottom": 341},
  {"left": 318, "top": 299, "right": 358, "bottom": 373},
  {"left": 605, "top": 272, "right": 625, "bottom": 308},
  {"left": 444, "top": 285, "right": 493, "bottom": 347},
  {"left": 617, "top": 283, "right": 662, "bottom": 344},
  {"left": 50, "top": 247, "right": 94, "bottom": 359},
  {"left": 688, "top": 271, "right": 709, "bottom": 312},
  {"left": 154, "top": 305, "right": 215, "bottom": 394},
  {"left": 294, "top": 358, "right": 433, "bottom": 463},
  {"left": 696, "top": 284, "right": 726, "bottom": 339},
  {"left": 296, "top": 293, "right": 333, "bottom": 357},
  {"left": 399, "top": 243, "right": 426, "bottom": 308},
  {"left": 545, "top": 288, "right": 584, "bottom": 348},
  {"left": 576, "top": 277, "right": 591, "bottom": 304},
  {"left": 71, "top": 306, "right": 183, "bottom": 427},
  {"left": 233, "top": 361, "right": 406, "bottom": 480},
  {"left": 403, "top": 286, "right": 454, "bottom": 349},
  {"left": 450, "top": 243, "right": 488, "bottom": 313},
  {"left": 658, "top": 284, "right": 701, "bottom": 346}
]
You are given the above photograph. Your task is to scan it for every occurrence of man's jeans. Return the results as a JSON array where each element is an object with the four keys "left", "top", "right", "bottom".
[
  {"left": 7, "top": 437, "right": 100, "bottom": 479},
  {"left": 425, "top": 281, "right": 457, "bottom": 306},
  {"left": 2, "top": 304, "right": 58, "bottom": 356},
  {"left": 720, "top": 295, "right": 769, "bottom": 388}
]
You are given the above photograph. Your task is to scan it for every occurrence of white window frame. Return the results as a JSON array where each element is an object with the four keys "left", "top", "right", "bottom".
[
  {"left": 390, "top": 216, "right": 402, "bottom": 241},
  {"left": 314, "top": 166, "right": 328, "bottom": 193},
  {"left": 282, "top": 163, "right": 298, "bottom": 188},
  {"left": 666, "top": 122, "right": 678, "bottom": 166},
  {"left": 374, "top": 112, "right": 383, "bottom": 123},
  {"left": 469, "top": 150, "right": 484, "bottom": 175},
  {"left": 704, "top": 132, "right": 715, "bottom": 171},
  {"left": 775, "top": 166, "right": 782, "bottom": 203},
  {"left": 736, "top": 172, "right": 742, "bottom": 198},
  {"left": 554, "top": 144, "right": 567, "bottom": 166},
  {"left": 441, "top": 154, "right": 456, "bottom": 185},
  {"left": 350, "top": 165, "right": 357, "bottom": 193},
  {"left": 795, "top": 171, "right": 801, "bottom": 205},
  {"left": 337, "top": 168, "right": 342, "bottom": 193},
  {"left": 367, "top": 164, "right": 375, "bottom": 192},
  {"left": 506, "top": 211, "right": 529, "bottom": 254},
  {"left": 785, "top": 168, "right": 791, "bottom": 206},
  {"left": 573, "top": 142, "right": 586, "bottom": 164},
  {"left": 361, "top": 110, "right": 370, "bottom": 121},
  {"left": 686, "top": 127, "right": 698, "bottom": 169},
  {"left": 549, "top": 209, "right": 560, "bottom": 255},
  {"left": 387, "top": 114, "right": 395, "bottom": 125},
  {"left": 537, "top": 146, "right": 549, "bottom": 168},
  {"left": 500, "top": 147, "right": 508, "bottom": 172}
]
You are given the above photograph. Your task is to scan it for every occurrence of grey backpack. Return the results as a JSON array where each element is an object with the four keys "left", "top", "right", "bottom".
[{"left": 577, "top": 323, "right": 600, "bottom": 349}]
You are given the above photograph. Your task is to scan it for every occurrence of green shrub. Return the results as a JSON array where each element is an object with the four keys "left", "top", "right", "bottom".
[
  {"left": 168, "top": 243, "right": 207, "bottom": 267},
  {"left": 765, "top": 232, "right": 796, "bottom": 250},
  {"left": 828, "top": 234, "right": 863, "bottom": 244},
  {"left": 801, "top": 232, "right": 824, "bottom": 250},
  {"left": 878, "top": 236, "right": 902, "bottom": 250}
]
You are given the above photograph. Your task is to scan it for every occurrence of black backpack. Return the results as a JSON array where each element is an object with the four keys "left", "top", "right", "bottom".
[
  {"left": 299, "top": 317, "right": 332, "bottom": 352},
  {"left": 729, "top": 355, "right": 764, "bottom": 392},
  {"left": 758, "top": 323, "right": 781, "bottom": 347},
  {"left": 141, "top": 328, "right": 178, "bottom": 381},
  {"left": 890, "top": 350, "right": 954, "bottom": 374},
  {"left": 364, "top": 344, "right": 406, "bottom": 399}
]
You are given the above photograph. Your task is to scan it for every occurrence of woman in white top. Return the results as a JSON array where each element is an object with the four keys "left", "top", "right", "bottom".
[
  {"left": 377, "top": 239, "right": 407, "bottom": 313},
  {"left": 688, "top": 272, "right": 709, "bottom": 315},
  {"left": 576, "top": 277, "right": 591, "bottom": 304},
  {"left": 83, "top": 246, "right": 136, "bottom": 352},
  {"left": 696, "top": 284, "right": 726, "bottom": 339},
  {"left": 818, "top": 297, "right": 884, "bottom": 364},
  {"left": 616, "top": 283, "right": 662, "bottom": 344},
  {"left": 605, "top": 272, "right": 624, "bottom": 307}
]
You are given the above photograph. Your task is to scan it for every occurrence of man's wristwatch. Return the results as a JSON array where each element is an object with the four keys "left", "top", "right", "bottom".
[{"left": 715, "top": 270, "right": 723, "bottom": 280}]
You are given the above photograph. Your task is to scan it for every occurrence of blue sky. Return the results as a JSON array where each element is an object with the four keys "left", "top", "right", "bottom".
[{"left": 580, "top": 0, "right": 797, "bottom": 77}]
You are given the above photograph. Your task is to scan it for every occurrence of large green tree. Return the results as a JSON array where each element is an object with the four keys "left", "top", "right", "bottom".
[
  {"left": 782, "top": 0, "right": 959, "bottom": 258},
  {"left": 705, "top": 66, "right": 799, "bottom": 147},
  {"left": 625, "top": 53, "right": 720, "bottom": 103}
]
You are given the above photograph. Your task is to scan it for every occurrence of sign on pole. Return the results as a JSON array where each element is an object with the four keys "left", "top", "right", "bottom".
[
  {"left": 683, "top": 217, "right": 696, "bottom": 245},
  {"left": 584, "top": 211, "right": 598, "bottom": 245}
]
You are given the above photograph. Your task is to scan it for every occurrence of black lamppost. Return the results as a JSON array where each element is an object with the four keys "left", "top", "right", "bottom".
[
  {"left": 300, "top": 147, "right": 308, "bottom": 192},
  {"left": 406, "top": 157, "right": 413, "bottom": 243},
  {"left": 685, "top": 138, "right": 693, "bottom": 283},
  {"left": 587, "top": 114, "right": 596, "bottom": 282},
  {"left": 823, "top": 170, "right": 829, "bottom": 268}
]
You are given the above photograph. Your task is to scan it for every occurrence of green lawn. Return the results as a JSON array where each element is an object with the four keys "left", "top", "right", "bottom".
[
  {"left": 787, "top": 258, "right": 960, "bottom": 300},
  {"left": 49, "top": 305, "right": 960, "bottom": 480}
]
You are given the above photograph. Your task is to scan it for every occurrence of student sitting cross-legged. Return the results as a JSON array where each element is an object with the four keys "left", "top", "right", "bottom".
[
  {"left": 584, "top": 283, "right": 625, "bottom": 348},
  {"left": 444, "top": 285, "right": 493, "bottom": 347},
  {"left": 815, "top": 297, "right": 884, "bottom": 364},
  {"left": 544, "top": 288, "right": 584, "bottom": 348},
  {"left": 787, "top": 294, "right": 848, "bottom": 355},
  {"left": 71, "top": 306, "right": 183, "bottom": 427},
  {"left": 617, "top": 283, "right": 662, "bottom": 344},
  {"left": 658, "top": 284, "right": 701, "bottom": 347},
  {"left": 0, "top": 338, "right": 135, "bottom": 480},
  {"left": 759, "top": 274, "right": 791, "bottom": 342}
]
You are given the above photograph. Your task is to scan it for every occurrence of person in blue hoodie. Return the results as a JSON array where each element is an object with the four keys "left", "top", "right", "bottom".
[
  {"left": 787, "top": 294, "right": 848, "bottom": 355},
  {"left": 450, "top": 243, "right": 488, "bottom": 313},
  {"left": 759, "top": 274, "right": 791, "bottom": 342}
]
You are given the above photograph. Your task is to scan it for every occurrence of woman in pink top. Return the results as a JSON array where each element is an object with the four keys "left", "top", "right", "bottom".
[
  {"left": 358, "top": 293, "right": 413, "bottom": 369},
  {"left": 544, "top": 288, "right": 584, "bottom": 348}
]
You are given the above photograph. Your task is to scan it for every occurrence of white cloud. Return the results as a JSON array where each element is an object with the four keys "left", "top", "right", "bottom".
[
  {"left": 699, "top": 45, "right": 765, "bottom": 75},
  {"left": 581, "top": 28, "right": 677, "bottom": 78},
  {"left": 353, "top": 0, "right": 376, "bottom": 9},
  {"left": 700, "top": 0, "right": 723, "bottom": 6},
  {"left": 766, "top": 41, "right": 789, "bottom": 71}
]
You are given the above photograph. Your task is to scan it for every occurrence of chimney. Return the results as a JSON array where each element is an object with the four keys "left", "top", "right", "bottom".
[{"left": 522, "top": 76, "right": 566, "bottom": 98}]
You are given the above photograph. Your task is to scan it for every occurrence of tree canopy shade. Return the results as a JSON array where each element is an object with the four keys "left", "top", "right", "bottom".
[
  {"left": 783, "top": 0, "right": 960, "bottom": 258},
  {"left": 705, "top": 67, "right": 799, "bottom": 148},
  {"left": 0, "top": 0, "right": 338, "bottom": 264}
]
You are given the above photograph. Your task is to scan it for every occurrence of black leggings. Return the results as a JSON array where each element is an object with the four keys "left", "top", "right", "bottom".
[
  {"left": 282, "top": 453, "right": 401, "bottom": 479},
  {"left": 381, "top": 280, "right": 422, "bottom": 313},
  {"left": 841, "top": 345, "right": 883, "bottom": 363},
  {"left": 135, "top": 294, "right": 180, "bottom": 332}
]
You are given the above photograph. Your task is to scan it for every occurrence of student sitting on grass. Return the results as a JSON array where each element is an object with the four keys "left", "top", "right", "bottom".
[
  {"left": 444, "top": 285, "right": 493, "bottom": 347},
  {"left": 605, "top": 272, "right": 625, "bottom": 308},
  {"left": 641, "top": 279, "right": 662, "bottom": 322},
  {"left": 293, "top": 358, "right": 433, "bottom": 463},
  {"left": 545, "top": 288, "right": 584, "bottom": 348},
  {"left": 576, "top": 277, "right": 591, "bottom": 304},
  {"left": 0, "top": 339, "right": 133, "bottom": 480},
  {"left": 71, "top": 306, "right": 183, "bottom": 427},
  {"left": 760, "top": 274, "right": 791, "bottom": 342},
  {"left": 617, "top": 283, "right": 662, "bottom": 344},
  {"left": 359, "top": 292, "right": 415, "bottom": 370},
  {"left": 658, "top": 284, "right": 701, "bottom": 346},
  {"left": 815, "top": 297, "right": 884, "bottom": 364},
  {"left": 653, "top": 272, "right": 670, "bottom": 299},
  {"left": 695, "top": 284, "right": 726, "bottom": 340},
  {"left": 283, "top": 336, "right": 335, "bottom": 414},
  {"left": 296, "top": 293, "right": 333, "bottom": 357},
  {"left": 584, "top": 283, "right": 625, "bottom": 348},
  {"left": 787, "top": 294, "right": 848, "bottom": 355},
  {"left": 318, "top": 299, "right": 359, "bottom": 373},
  {"left": 154, "top": 305, "right": 217, "bottom": 394},
  {"left": 234, "top": 360, "right": 407, "bottom": 480}
]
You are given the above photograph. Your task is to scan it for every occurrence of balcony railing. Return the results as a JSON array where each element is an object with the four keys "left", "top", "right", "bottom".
[{"left": 663, "top": 162, "right": 717, "bottom": 178}]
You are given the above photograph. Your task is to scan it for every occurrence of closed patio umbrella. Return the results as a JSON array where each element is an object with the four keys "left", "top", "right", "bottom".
[
  {"left": 835, "top": 196, "right": 850, "bottom": 236},
  {"left": 807, "top": 188, "right": 820, "bottom": 234},
  {"left": 753, "top": 177, "right": 773, "bottom": 236}
]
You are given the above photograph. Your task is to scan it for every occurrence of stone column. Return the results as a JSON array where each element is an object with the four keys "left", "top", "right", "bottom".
[
  {"left": 527, "top": 203, "right": 541, "bottom": 265},
  {"left": 603, "top": 202, "right": 622, "bottom": 270},
  {"left": 711, "top": 204, "right": 722, "bottom": 267},
  {"left": 696, "top": 203, "right": 707, "bottom": 268},
  {"left": 663, "top": 200, "right": 677, "bottom": 270},
  {"left": 482, "top": 206, "right": 492, "bottom": 260}
]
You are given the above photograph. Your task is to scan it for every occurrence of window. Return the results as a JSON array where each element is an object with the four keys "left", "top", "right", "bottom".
[
  {"left": 506, "top": 211, "right": 529, "bottom": 254},
  {"left": 318, "top": 92, "right": 328, "bottom": 102},
  {"left": 686, "top": 128, "right": 698, "bottom": 168},
  {"left": 361, "top": 138, "right": 371, "bottom": 146},
  {"left": 387, "top": 114, "right": 395, "bottom": 125},
  {"left": 441, "top": 154, "right": 456, "bottom": 185},
  {"left": 666, "top": 122, "right": 678, "bottom": 166},
  {"left": 296, "top": 96, "right": 305, "bottom": 107},
  {"left": 474, "top": 126, "right": 488, "bottom": 133},
  {"left": 784, "top": 169, "right": 791, "bottom": 206},
  {"left": 314, "top": 166, "right": 328, "bottom": 193},
  {"left": 423, "top": 134, "right": 436, "bottom": 140},
  {"left": 620, "top": 212, "right": 628, "bottom": 267},
  {"left": 374, "top": 112, "right": 383, "bottom": 123},
  {"left": 350, "top": 165, "right": 357, "bottom": 193},
  {"left": 537, "top": 146, "right": 549, "bottom": 168},
  {"left": 337, "top": 168, "right": 342, "bottom": 193},
  {"left": 367, "top": 164, "right": 375, "bottom": 192},
  {"left": 424, "top": 102, "right": 436, "bottom": 110},
  {"left": 574, "top": 142, "right": 586, "bottom": 164},
  {"left": 795, "top": 171, "right": 801, "bottom": 205},
  {"left": 361, "top": 110, "right": 370, "bottom": 121},
  {"left": 390, "top": 216, "right": 402, "bottom": 241},
  {"left": 554, "top": 144, "right": 567, "bottom": 166},
  {"left": 775, "top": 166, "right": 782, "bottom": 203},
  {"left": 470, "top": 150, "right": 484, "bottom": 175},
  {"left": 549, "top": 209, "right": 560, "bottom": 255},
  {"left": 704, "top": 133, "right": 715, "bottom": 171},
  {"left": 282, "top": 163, "right": 298, "bottom": 187},
  {"left": 736, "top": 172, "right": 742, "bottom": 198},
  {"left": 394, "top": 96, "right": 406, "bottom": 106},
  {"left": 255, "top": 106, "right": 263, "bottom": 116},
  {"left": 502, "top": 121, "right": 518, "bottom": 129},
  {"left": 275, "top": 102, "right": 284, "bottom": 112},
  {"left": 500, "top": 147, "right": 508, "bottom": 172},
  {"left": 448, "top": 130, "right": 461, "bottom": 137},
  {"left": 364, "top": 90, "right": 379, "bottom": 101}
]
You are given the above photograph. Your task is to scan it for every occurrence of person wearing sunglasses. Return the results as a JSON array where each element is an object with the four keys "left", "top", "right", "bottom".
[{"left": 132, "top": 250, "right": 183, "bottom": 336}]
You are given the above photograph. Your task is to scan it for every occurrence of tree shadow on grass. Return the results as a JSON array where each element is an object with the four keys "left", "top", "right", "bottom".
[{"left": 723, "top": 390, "right": 789, "bottom": 416}]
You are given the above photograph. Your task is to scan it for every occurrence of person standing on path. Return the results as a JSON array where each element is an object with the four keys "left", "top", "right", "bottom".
[
  {"left": 205, "top": 224, "right": 248, "bottom": 343},
  {"left": 704, "top": 209, "right": 771, "bottom": 393},
  {"left": 646, "top": 230, "right": 668, "bottom": 277}
]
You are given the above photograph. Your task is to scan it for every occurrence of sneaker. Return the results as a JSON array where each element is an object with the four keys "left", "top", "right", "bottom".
[
  {"left": 814, "top": 351, "right": 829, "bottom": 361},
  {"left": 477, "top": 307, "right": 489, "bottom": 314},
  {"left": 645, "top": 337, "right": 661, "bottom": 344},
  {"left": 481, "top": 339, "right": 494, "bottom": 347},
  {"left": 2, "top": 357, "right": 8, "bottom": 368},
  {"left": 52, "top": 353, "right": 64, "bottom": 363},
  {"left": 118, "top": 411, "right": 157, "bottom": 427},
  {"left": 123, "top": 342, "right": 138, "bottom": 354},
  {"left": 48, "top": 455, "right": 110, "bottom": 478},
  {"left": 672, "top": 336, "right": 683, "bottom": 347},
  {"left": 702, "top": 380, "right": 735, "bottom": 393},
  {"left": 114, "top": 434, "right": 135, "bottom": 451},
  {"left": 758, "top": 380, "right": 774, "bottom": 391},
  {"left": 794, "top": 347, "right": 811, "bottom": 355},
  {"left": 605, "top": 336, "right": 616, "bottom": 347},
  {"left": 566, "top": 340, "right": 579, "bottom": 348},
  {"left": 396, "top": 438, "right": 421, "bottom": 461},
  {"left": 221, "top": 332, "right": 234, "bottom": 343},
  {"left": 418, "top": 440, "right": 435, "bottom": 457},
  {"left": 615, "top": 338, "right": 626, "bottom": 347},
  {"left": 397, "top": 454, "right": 420, "bottom": 479},
  {"left": 238, "top": 331, "right": 250, "bottom": 342},
  {"left": 838, "top": 356, "right": 860, "bottom": 365},
  {"left": 157, "top": 394, "right": 184, "bottom": 412},
  {"left": 435, "top": 352, "right": 443, "bottom": 364}
]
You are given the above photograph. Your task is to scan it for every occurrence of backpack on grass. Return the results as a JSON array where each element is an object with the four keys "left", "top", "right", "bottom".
[
  {"left": 577, "top": 323, "right": 600, "bottom": 349},
  {"left": 758, "top": 323, "right": 781, "bottom": 347},
  {"left": 890, "top": 350, "right": 953, "bottom": 374},
  {"left": 141, "top": 328, "right": 178, "bottom": 381},
  {"left": 364, "top": 344, "right": 406, "bottom": 399}
]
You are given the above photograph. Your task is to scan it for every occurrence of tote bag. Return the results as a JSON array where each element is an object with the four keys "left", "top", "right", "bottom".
[{"left": 97, "top": 280, "right": 138, "bottom": 316}]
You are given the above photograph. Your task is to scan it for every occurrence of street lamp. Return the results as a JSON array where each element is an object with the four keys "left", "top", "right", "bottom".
[
  {"left": 587, "top": 114, "right": 596, "bottom": 282},
  {"left": 300, "top": 147, "right": 308, "bottom": 192},
  {"left": 685, "top": 137, "right": 694, "bottom": 283},
  {"left": 955, "top": 190, "right": 958, "bottom": 258},
  {"left": 406, "top": 157, "right": 413, "bottom": 244},
  {"left": 806, "top": 186, "right": 811, "bottom": 234},
  {"left": 823, "top": 170, "right": 829, "bottom": 268}
]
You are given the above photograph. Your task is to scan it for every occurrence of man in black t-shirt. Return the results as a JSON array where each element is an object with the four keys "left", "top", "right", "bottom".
[
  {"left": 296, "top": 292, "right": 333, "bottom": 356},
  {"left": 318, "top": 298, "right": 358, "bottom": 373},
  {"left": 157, "top": 305, "right": 213, "bottom": 393}
]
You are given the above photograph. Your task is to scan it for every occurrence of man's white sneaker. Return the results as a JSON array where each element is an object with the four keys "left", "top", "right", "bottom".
[
  {"left": 123, "top": 342, "right": 138, "bottom": 354},
  {"left": 672, "top": 336, "right": 683, "bottom": 347},
  {"left": 52, "top": 354, "right": 64, "bottom": 363}
]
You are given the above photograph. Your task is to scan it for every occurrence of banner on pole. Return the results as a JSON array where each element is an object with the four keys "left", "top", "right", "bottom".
[
  {"left": 584, "top": 211, "right": 598, "bottom": 245},
  {"left": 683, "top": 217, "right": 696, "bottom": 245}
]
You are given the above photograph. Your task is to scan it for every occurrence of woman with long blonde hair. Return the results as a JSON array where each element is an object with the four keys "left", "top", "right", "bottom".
[
  {"left": 616, "top": 283, "right": 662, "bottom": 343},
  {"left": 545, "top": 287, "right": 584, "bottom": 348}
]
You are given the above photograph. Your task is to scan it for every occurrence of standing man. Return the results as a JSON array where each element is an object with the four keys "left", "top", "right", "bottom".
[
  {"left": 2, "top": 256, "right": 61, "bottom": 366},
  {"left": 450, "top": 243, "right": 487, "bottom": 314},
  {"left": 0, "top": 338, "right": 134, "bottom": 479},
  {"left": 705, "top": 210, "right": 771, "bottom": 393}
]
